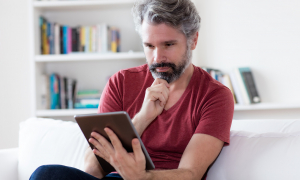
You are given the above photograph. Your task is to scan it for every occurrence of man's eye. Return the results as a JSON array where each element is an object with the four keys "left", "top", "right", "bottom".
[
  {"left": 166, "top": 43, "right": 174, "bottom": 47},
  {"left": 145, "top": 45, "right": 154, "bottom": 48}
]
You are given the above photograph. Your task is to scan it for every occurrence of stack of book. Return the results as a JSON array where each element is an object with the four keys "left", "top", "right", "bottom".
[
  {"left": 202, "top": 67, "right": 261, "bottom": 105},
  {"left": 40, "top": 17, "right": 121, "bottom": 55},
  {"left": 74, "top": 90, "right": 101, "bottom": 109},
  {"left": 40, "top": 73, "right": 77, "bottom": 109}
]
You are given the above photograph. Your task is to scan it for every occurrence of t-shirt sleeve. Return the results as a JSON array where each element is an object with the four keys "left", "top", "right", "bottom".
[
  {"left": 195, "top": 87, "right": 234, "bottom": 146},
  {"left": 97, "top": 72, "right": 124, "bottom": 113}
]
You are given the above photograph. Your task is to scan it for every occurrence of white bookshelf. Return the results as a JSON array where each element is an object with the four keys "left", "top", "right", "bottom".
[
  {"left": 234, "top": 103, "right": 300, "bottom": 111},
  {"left": 36, "top": 109, "right": 98, "bottom": 117},
  {"left": 35, "top": 52, "right": 146, "bottom": 62},
  {"left": 29, "top": 0, "right": 300, "bottom": 120},
  {"left": 35, "top": 103, "right": 300, "bottom": 117},
  {"left": 33, "top": 0, "right": 135, "bottom": 10},
  {"left": 29, "top": 0, "right": 145, "bottom": 118}
]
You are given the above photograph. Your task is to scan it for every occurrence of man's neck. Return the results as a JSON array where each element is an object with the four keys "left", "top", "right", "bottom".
[{"left": 169, "top": 63, "right": 194, "bottom": 92}]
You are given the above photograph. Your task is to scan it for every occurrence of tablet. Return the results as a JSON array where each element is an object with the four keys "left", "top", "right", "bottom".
[{"left": 74, "top": 111, "right": 155, "bottom": 173}]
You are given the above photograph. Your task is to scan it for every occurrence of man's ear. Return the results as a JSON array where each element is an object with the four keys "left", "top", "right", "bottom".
[{"left": 190, "top": 32, "right": 199, "bottom": 50}]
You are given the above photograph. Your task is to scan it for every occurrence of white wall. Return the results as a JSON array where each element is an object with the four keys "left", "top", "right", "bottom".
[
  {"left": 193, "top": 0, "right": 300, "bottom": 103},
  {"left": 0, "top": 0, "right": 31, "bottom": 149}
]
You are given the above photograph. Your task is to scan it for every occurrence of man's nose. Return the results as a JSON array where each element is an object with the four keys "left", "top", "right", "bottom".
[{"left": 153, "top": 48, "right": 166, "bottom": 63}]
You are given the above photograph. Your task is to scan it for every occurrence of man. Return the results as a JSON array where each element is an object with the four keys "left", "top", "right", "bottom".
[{"left": 30, "top": 0, "right": 234, "bottom": 180}]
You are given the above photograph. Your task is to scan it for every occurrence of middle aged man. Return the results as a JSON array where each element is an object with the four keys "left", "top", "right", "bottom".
[{"left": 30, "top": 0, "right": 234, "bottom": 180}]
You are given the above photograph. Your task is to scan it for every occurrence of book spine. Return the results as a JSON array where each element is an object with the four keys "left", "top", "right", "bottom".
[
  {"left": 60, "top": 26, "right": 63, "bottom": 54},
  {"left": 54, "top": 23, "right": 60, "bottom": 55},
  {"left": 39, "top": 17, "right": 44, "bottom": 55},
  {"left": 63, "top": 26, "right": 68, "bottom": 54},
  {"left": 47, "top": 22, "right": 51, "bottom": 54},
  {"left": 101, "top": 24, "right": 108, "bottom": 53},
  {"left": 89, "top": 26, "right": 93, "bottom": 52},
  {"left": 76, "top": 27, "right": 81, "bottom": 52},
  {"left": 230, "top": 71, "right": 244, "bottom": 104},
  {"left": 222, "top": 74, "right": 237, "bottom": 104},
  {"left": 234, "top": 68, "right": 250, "bottom": 104},
  {"left": 85, "top": 26, "right": 90, "bottom": 53},
  {"left": 68, "top": 27, "right": 72, "bottom": 54},
  {"left": 116, "top": 29, "right": 120, "bottom": 52},
  {"left": 80, "top": 26, "right": 85, "bottom": 52},
  {"left": 56, "top": 74, "right": 61, "bottom": 109},
  {"left": 71, "top": 28, "right": 77, "bottom": 52},
  {"left": 97, "top": 24, "right": 102, "bottom": 53},
  {"left": 91, "top": 26, "right": 97, "bottom": 52},
  {"left": 59, "top": 76, "right": 66, "bottom": 109},
  {"left": 67, "top": 78, "right": 73, "bottom": 109},
  {"left": 111, "top": 28, "right": 117, "bottom": 53},
  {"left": 242, "top": 70, "right": 261, "bottom": 103}
]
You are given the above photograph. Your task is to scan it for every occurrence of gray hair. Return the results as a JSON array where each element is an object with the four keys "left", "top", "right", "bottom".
[{"left": 132, "top": 0, "right": 201, "bottom": 41}]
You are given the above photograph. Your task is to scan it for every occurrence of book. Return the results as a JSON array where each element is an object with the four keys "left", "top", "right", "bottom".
[
  {"left": 80, "top": 26, "right": 85, "bottom": 52},
  {"left": 59, "top": 76, "right": 66, "bottom": 109},
  {"left": 234, "top": 68, "right": 251, "bottom": 104},
  {"left": 39, "top": 17, "right": 121, "bottom": 55},
  {"left": 230, "top": 71, "right": 244, "bottom": 104},
  {"left": 42, "top": 19, "right": 48, "bottom": 54},
  {"left": 85, "top": 26, "right": 90, "bottom": 53},
  {"left": 68, "top": 27, "right": 72, "bottom": 53},
  {"left": 63, "top": 26, "right": 68, "bottom": 54},
  {"left": 239, "top": 67, "right": 261, "bottom": 103},
  {"left": 222, "top": 74, "right": 237, "bottom": 104},
  {"left": 50, "top": 73, "right": 59, "bottom": 109},
  {"left": 60, "top": 26, "right": 64, "bottom": 54},
  {"left": 54, "top": 23, "right": 60, "bottom": 55},
  {"left": 40, "top": 74, "right": 50, "bottom": 109},
  {"left": 39, "top": 17, "right": 44, "bottom": 55}
]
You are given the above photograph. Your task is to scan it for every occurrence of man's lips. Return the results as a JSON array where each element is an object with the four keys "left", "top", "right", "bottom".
[{"left": 156, "top": 67, "right": 170, "bottom": 72}]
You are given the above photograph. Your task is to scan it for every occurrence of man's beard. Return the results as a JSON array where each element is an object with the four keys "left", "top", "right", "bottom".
[{"left": 148, "top": 47, "right": 192, "bottom": 83}]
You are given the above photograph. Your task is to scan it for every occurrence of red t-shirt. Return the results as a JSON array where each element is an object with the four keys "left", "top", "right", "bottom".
[{"left": 98, "top": 64, "right": 234, "bottom": 179}]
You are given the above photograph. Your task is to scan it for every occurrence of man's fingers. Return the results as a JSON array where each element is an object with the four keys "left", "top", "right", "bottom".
[
  {"left": 91, "top": 132, "right": 115, "bottom": 156},
  {"left": 152, "top": 78, "right": 170, "bottom": 88},
  {"left": 132, "top": 138, "right": 145, "bottom": 167},
  {"left": 88, "top": 138, "right": 110, "bottom": 161},
  {"left": 149, "top": 92, "right": 166, "bottom": 107},
  {"left": 104, "top": 128, "right": 127, "bottom": 154}
]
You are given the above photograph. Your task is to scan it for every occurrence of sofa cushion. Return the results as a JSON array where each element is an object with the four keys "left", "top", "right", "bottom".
[
  {"left": 207, "top": 130, "right": 300, "bottom": 180},
  {"left": 18, "top": 117, "right": 88, "bottom": 180}
]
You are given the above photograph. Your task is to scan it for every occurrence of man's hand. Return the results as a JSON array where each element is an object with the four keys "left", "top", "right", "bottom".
[
  {"left": 133, "top": 78, "right": 170, "bottom": 136},
  {"left": 89, "top": 128, "right": 148, "bottom": 180}
]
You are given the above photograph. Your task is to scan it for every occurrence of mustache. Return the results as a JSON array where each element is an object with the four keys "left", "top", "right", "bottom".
[{"left": 149, "top": 62, "right": 176, "bottom": 72}]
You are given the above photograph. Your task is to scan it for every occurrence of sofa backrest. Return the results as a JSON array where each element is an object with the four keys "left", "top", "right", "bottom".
[
  {"left": 18, "top": 117, "right": 88, "bottom": 180},
  {"left": 207, "top": 119, "right": 300, "bottom": 180}
]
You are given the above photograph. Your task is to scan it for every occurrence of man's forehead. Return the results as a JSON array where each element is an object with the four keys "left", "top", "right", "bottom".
[{"left": 140, "top": 21, "right": 185, "bottom": 43}]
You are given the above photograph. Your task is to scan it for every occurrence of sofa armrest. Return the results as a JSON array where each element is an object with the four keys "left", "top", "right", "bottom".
[{"left": 0, "top": 148, "right": 18, "bottom": 180}]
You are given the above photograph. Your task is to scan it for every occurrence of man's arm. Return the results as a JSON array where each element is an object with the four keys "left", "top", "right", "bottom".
[
  {"left": 145, "top": 133, "right": 224, "bottom": 179},
  {"left": 90, "top": 128, "right": 224, "bottom": 180},
  {"left": 84, "top": 147, "right": 108, "bottom": 179}
]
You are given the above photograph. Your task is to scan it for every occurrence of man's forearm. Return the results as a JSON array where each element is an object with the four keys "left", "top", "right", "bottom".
[
  {"left": 144, "top": 168, "right": 201, "bottom": 180},
  {"left": 132, "top": 113, "right": 152, "bottom": 137}
]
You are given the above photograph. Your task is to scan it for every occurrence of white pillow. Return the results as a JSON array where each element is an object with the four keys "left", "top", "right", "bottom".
[
  {"left": 207, "top": 130, "right": 300, "bottom": 180},
  {"left": 18, "top": 117, "right": 88, "bottom": 180}
]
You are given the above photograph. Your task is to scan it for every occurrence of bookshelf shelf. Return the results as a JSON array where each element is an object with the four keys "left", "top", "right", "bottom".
[
  {"left": 36, "top": 109, "right": 98, "bottom": 117},
  {"left": 234, "top": 103, "right": 300, "bottom": 111},
  {"left": 35, "top": 103, "right": 300, "bottom": 117},
  {"left": 35, "top": 52, "right": 146, "bottom": 62},
  {"left": 33, "top": 0, "right": 135, "bottom": 10}
]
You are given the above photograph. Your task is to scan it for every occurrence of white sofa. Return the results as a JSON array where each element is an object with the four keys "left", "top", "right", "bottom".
[{"left": 0, "top": 117, "right": 300, "bottom": 180}]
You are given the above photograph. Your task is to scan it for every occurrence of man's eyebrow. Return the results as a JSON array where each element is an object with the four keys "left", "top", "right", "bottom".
[
  {"left": 143, "top": 40, "right": 178, "bottom": 45},
  {"left": 164, "top": 40, "right": 178, "bottom": 44}
]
